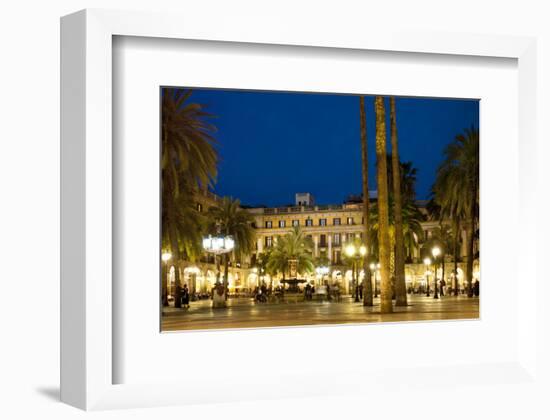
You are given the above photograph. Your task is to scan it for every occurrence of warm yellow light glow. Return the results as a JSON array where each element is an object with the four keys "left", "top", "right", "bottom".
[
  {"left": 359, "top": 245, "right": 367, "bottom": 256},
  {"left": 423, "top": 257, "right": 431, "bottom": 266},
  {"left": 161, "top": 252, "right": 172, "bottom": 262},
  {"left": 184, "top": 266, "right": 200, "bottom": 274},
  {"left": 431, "top": 247, "right": 441, "bottom": 258},
  {"left": 369, "top": 263, "right": 375, "bottom": 270},
  {"left": 202, "top": 235, "right": 235, "bottom": 254},
  {"left": 345, "top": 244, "right": 356, "bottom": 257},
  {"left": 316, "top": 266, "right": 329, "bottom": 275}
]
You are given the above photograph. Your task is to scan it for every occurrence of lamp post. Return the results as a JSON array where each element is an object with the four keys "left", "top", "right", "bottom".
[
  {"left": 432, "top": 246, "right": 441, "bottom": 299},
  {"left": 423, "top": 257, "right": 431, "bottom": 297},
  {"left": 345, "top": 243, "right": 367, "bottom": 302},
  {"left": 202, "top": 234, "right": 235, "bottom": 308},
  {"left": 161, "top": 252, "right": 172, "bottom": 306}
]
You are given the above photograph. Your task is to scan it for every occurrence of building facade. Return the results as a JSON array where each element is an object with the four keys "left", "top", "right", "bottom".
[{"left": 168, "top": 191, "right": 479, "bottom": 297}]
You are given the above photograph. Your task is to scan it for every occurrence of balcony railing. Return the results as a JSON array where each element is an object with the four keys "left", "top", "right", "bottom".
[{"left": 261, "top": 204, "right": 348, "bottom": 214}]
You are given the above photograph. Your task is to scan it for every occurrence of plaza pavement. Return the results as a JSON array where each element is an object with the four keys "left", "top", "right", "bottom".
[{"left": 161, "top": 294, "right": 480, "bottom": 331}]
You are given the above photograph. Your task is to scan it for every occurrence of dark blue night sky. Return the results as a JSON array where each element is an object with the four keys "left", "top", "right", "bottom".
[{"left": 184, "top": 88, "right": 479, "bottom": 207}]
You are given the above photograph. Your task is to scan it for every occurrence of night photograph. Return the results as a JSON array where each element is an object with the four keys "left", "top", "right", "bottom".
[{"left": 160, "top": 87, "right": 480, "bottom": 331}]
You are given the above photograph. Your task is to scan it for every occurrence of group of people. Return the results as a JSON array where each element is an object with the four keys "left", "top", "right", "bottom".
[
  {"left": 304, "top": 283, "right": 315, "bottom": 300},
  {"left": 174, "top": 277, "right": 480, "bottom": 309},
  {"left": 406, "top": 278, "right": 480, "bottom": 297},
  {"left": 253, "top": 283, "right": 269, "bottom": 303}
]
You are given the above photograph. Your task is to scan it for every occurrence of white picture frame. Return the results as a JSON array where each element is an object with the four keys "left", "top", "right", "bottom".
[{"left": 61, "top": 8, "right": 542, "bottom": 412}]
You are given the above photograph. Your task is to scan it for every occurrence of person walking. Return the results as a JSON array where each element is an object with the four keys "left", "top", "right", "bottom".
[{"left": 181, "top": 284, "right": 190, "bottom": 309}]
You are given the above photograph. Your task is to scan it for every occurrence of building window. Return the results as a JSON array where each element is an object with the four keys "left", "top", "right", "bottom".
[
  {"left": 197, "top": 203, "right": 203, "bottom": 212},
  {"left": 347, "top": 217, "right": 354, "bottom": 225},
  {"left": 334, "top": 233, "right": 341, "bottom": 245},
  {"left": 292, "top": 220, "right": 300, "bottom": 227},
  {"left": 334, "top": 250, "right": 341, "bottom": 265},
  {"left": 265, "top": 236, "right": 273, "bottom": 247},
  {"left": 265, "top": 221, "right": 273, "bottom": 229},
  {"left": 305, "top": 219, "right": 313, "bottom": 227},
  {"left": 279, "top": 220, "right": 286, "bottom": 228},
  {"left": 319, "top": 218, "right": 327, "bottom": 226},
  {"left": 333, "top": 218, "right": 341, "bottom": 225},
  {"left": 320, "top": 234, "right": 327, "bottom": 247}
]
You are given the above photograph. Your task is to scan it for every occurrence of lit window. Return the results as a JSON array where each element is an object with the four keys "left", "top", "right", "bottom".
[
  {"left": 306, "top": 219, "right": 313, "bottom": 227},
  {"left": 279, "top": 220, "right": 286, "bottom": 228},
  {"left": 292, "top": 220, "right": 299, "bottom": 227},
  {"left": 319, "top": 218, "right": 327, "bottom": 226},
  {"left": 347, "top": 217, "right": 354, "bottom": 225},
  {"left": 265, "top": 236, "right": 273, "bottom": 247},
  {"left": 197, "top": 203, "right": 203, "bottom": 212},
  {"left": 333, "top": 218, "right": 341, "bottom": 225},
  {"left": 334, "top": 233, "right": 341, "bottom": 245},
  {"left": 265, "top": 221, "right": 273, "bottom": 228}
]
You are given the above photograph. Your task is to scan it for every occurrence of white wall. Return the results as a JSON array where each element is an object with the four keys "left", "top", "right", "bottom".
[{"left": 1, "top": 1, "right": 549, "bottom": 419}]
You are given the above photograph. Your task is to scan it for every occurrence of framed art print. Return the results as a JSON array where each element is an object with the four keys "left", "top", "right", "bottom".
[
  {"left": 158, "top": 86, "right": 480, "bottom": 333},
  {"left": 61, "top": 8, "right": 544, "bottom": 413}
]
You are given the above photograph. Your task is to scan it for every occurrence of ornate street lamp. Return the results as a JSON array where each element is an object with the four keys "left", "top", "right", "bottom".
[
  {"left": 345, "top": 243, "right": 367, "bottom": 302},
  {"left": 202, "top": 235, "right": 235, "bottom": 256},
  {"left": 202, "top": 234, "right": 235, "bottom": 308},
  {"left": 423, "top": 257, "right": 431, "bottom": 297},
  {"left": 432, "top": 246, "right": 441, "bottom": 299}
]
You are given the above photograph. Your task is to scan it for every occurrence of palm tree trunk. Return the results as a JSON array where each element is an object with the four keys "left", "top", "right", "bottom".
[
  {"left": 390, "top": 97, "right": 407, "bottom": 306},
  {"left": 441, "top": 259, "right": 445, "bottom": 295},
  {"left": 374, "top": 96, "right": 393, "bottom": 314},
  {"left": 453, "top": 219, "right": 459, "bottom": 296},
  {"left": 168, "top": 223, "right": 182, "bottom": 308},
  {"left": 359, "top": 96, "right": 373, "bottom": 306},
  {"left": 465, "top": 190, "right": 477, "bottom": 297},
  {"left": 162, "top": 262, "right": 169, "bottom": 306},
  {"left": 224, "top": 253, "right": 230, "bottom": 300}
]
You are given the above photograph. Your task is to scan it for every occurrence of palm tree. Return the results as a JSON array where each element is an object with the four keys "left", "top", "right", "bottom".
[
  {"left": 387, "top": 158, "right": 417, "bottom": 203},
  {"left": 207, "top": 197, "right": 256, "bottom": 298},
  {"left": 427, "top": 192, "right": 464, "bottom": 295},
  {"left": 267, "top": 227, "right": 315, "bottom": 280},
  {"left": 421, "top": 223, "right": 454, "bottom": 294},
  {"left": 161, "top": 177, "right": 206, "bottom": 306},
  {"left": 161, "top": 88, "right": 218, "bottom": 307},
  {"left": 359, "top": 96, "right": 373, "bottom": 306},
  {"left": 390, "top": 97, "right": 407, "bottom": 306},
  {"left": 434, "top": 127, "right": 479, "bottom": 297},
  {"left": 374, "top": 97, "right": 393, "bottom": 313},
  {"left": 255, "top": 251, "right": 271, "bottom": 286},
  {"left": 369, "top": 199, "right": 425, "bottom": 269},
  {"left": 162, "top": 88, "right": 218, "bottom": 193}
]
